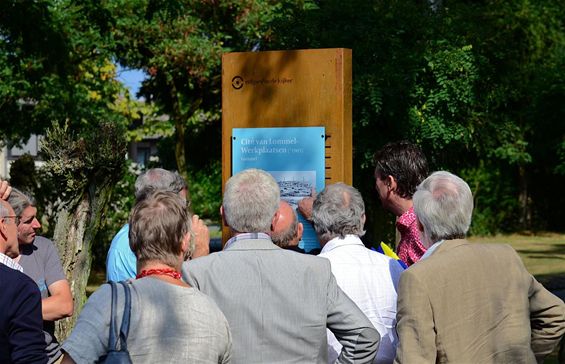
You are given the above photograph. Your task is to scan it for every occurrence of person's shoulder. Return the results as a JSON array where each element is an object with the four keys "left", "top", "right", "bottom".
[
  {"left": 442, "top": 240, "right": 518, "bottom": 259},
  {"left": 33, "top": 235, "right": 56, "bottom": 249},
  {"left": 107, "top": 225, "right": 132, "bottom": 259},
  {"left": 183, "top": 252, "right": 223, "bottom": 279},
  {"left": 87, "top": 282, "right": 113, "bottom": 304},
  {"left": 474, "top": 242, "right": 523, "bottom": 264},
  {"left": 190, "top": 288, "right": 228, "bottom": 316},
  {"left": 280, "top": 249, "right": 332, "bottom": 271},
  {"left": 283, "top": 247, "right": 328, "bottom": 261},
  {"left": 479, "top": 242, "right": 516, "bottom": 253},
  {"left": 111, "top": 224, "right": 129, "bottom": 246},
  {"left": 366, "top": 248, "right": 406, "bottom": 274},
  {"left": 0, "top": 263, "right": 22, "bottom": 278},
  {"left": 366, "top": 247, "right": 397, "bottom": 262},
  {"left": 0, "top": 265, "right": 38, "bottom": 292},
  {"left": 403, "top": 250, "right": 438, "bottom": 276},
  {"left": 187, "top": 250, "right": 221, "bottom": 266}
]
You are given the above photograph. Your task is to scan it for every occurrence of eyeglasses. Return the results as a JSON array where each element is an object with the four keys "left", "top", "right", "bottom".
[{"left": 1, "top": 215, "right": 17, "bottom": 224}]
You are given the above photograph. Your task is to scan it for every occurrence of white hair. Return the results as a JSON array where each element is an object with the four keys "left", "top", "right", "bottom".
[
  {"left": 223, "top": 169, "right": 280, "bottom": 233},
  {"left": 0, "top": 200, "right": 9, "bottom": 218},
  {"left": 413, "top": 171, "right": 473, "bottom": 244},
  {"left": 134, "top": 168, "right": 187, "bottom": 200},
  {"left": 312, "top": 183, "right": 365, "bottom": 242}
]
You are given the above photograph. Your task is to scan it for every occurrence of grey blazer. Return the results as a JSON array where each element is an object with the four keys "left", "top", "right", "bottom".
[{"left": 183, "top": 237, "right": 380, "bottom": 364}]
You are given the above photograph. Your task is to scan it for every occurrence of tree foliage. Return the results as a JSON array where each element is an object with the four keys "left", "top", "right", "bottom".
[
  {"left": 268, "top": 0, "right": 565, "bottom": 237},
  {"left": 0, "top": 0, "right": 131, "bottom": 144},
  {"left": 97, "top": 0, "right": 308, "bottom": 203},
  {"left": 2, "top": 0, "right": 565, "bottom": 256}
]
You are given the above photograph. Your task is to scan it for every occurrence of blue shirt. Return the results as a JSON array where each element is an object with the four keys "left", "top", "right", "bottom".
[{"left": 105, "top": 224, "right": 136, "bottom": 281}]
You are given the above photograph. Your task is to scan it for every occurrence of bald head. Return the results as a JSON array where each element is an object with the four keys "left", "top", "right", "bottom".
[{"left": 271, "top": 201, "right": 303, "bottom": 248}]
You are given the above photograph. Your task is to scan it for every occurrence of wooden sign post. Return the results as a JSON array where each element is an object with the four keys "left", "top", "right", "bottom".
[
  {"left": 222, "top": 48, "right": 352, "bottom": 185},
  {"left": 222, "top": 48, "right": 352, "bottom": 240}
]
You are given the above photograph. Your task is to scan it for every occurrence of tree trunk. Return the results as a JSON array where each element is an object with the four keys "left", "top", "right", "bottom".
[
  {"left": 170, "top": 78, "right": 193, "bottom": 212},
  {"left": 41, "top": 121, "right": 126, "bottom": 341},
  {"left": 54, "top": 182, "right": 114, "bottom": 340},
  {"left": 174, "top": 118, "right": 193, "bottom": 212},
  {"left": 518, "top": 165, "right": 532, "bottom": 230}
]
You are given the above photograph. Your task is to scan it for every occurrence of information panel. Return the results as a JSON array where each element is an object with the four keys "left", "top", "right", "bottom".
[{"left": 232, "top": 127, "right": 325, "bottom": 252}]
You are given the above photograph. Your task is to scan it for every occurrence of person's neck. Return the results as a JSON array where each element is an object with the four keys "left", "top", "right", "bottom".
[
  {"left": 138, "top": 261, "right": 189, "bottom": 287},
  {"left": 389, "top": 198, "right": 413, "bottom": 217}
]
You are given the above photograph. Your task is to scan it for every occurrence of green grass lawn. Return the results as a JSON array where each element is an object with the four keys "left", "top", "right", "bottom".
[{"left": 469, "top": 233, "right": 565, "bottom": 290}]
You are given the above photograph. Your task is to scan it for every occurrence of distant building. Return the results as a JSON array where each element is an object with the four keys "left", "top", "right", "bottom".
[
  {"left": 0, "top": 135, "right": 44, "bottom": 178},
  {"left": 0, "top": 134, "right": 159, "bottom": 178}
]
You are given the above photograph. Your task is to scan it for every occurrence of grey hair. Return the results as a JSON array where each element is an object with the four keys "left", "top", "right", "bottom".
[
  {"left": 413, "top": 171, "right": 473, "bottom": 244},
  {"left": 134, "top": 168, "right": 187, "bottom": 201},
  {"left": 0, "top": 200, "right": 9, "bottom": 217},
  {"left": 223, "top": 169, "right": 280, "bottom": 233},
  {"left": 7, "top": 188, "right": 35, "bottom": 218},
  {"left": 312, "top": 183, "right": 366, "bottom": 242},
  {"left": 271, "top": 206, "right": 299, "bottom": 248},
  {"left": 129, "top": 191, "right": 192, "bottom": 269}
]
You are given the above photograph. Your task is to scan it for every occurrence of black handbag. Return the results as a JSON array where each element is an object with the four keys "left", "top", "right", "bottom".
[{"left": 99, "top": 281, "right": 133, "bottom": 364}]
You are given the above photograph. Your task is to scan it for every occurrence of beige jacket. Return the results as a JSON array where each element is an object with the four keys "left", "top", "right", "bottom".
[{"left": 395, "top": 239, "right": 565, "bottom": 364}]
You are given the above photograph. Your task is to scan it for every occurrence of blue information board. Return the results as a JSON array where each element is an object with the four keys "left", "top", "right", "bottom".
[{"left": 232, "top": 127, "right": 325, "bottom": 252}]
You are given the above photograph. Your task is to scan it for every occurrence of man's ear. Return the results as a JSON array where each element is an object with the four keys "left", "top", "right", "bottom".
[
  {"left": 0, "top": 220, "right": 7, "bottom": 240},
  {"left": 220, "top": 206, "right": 228, "bottom": 227},
  {"left": 361, "top": 213, "right": 367, "bottom": 227},
  {"left": 181, "top": 232, "right": 190, "bottom": 252},
  {"left": 181, "top": 232, "right": 191, "bottom": 260},
  {"left": 271, "top": 209, "right": 281, "bottom": 232},
  {"left": 387, "top": 175, "right": 397, "bottom": 192},
  {"left": 296, "top": 222, "right": 304, "bottom": 241}
]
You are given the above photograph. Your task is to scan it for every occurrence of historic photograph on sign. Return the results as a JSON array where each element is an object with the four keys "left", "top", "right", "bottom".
[{"left": 269, "top": 170, "right": 316, "bottom": 209}]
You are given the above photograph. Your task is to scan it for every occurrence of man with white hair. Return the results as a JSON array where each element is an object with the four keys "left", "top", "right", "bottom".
[
  {"left": 313, "top": 183, "right": 404, "bottom": 364},
  {"left": 183, "top": 169, "right": 380, "bottom": 364},
  {"left": 395, "top": 171, "right": 565, "bottom": 363}
]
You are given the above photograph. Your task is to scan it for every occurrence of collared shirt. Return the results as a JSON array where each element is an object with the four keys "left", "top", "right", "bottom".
[
  {"left": 319, "top": 235, "right": 404, "bottom": 364},
  {"left": 223, "top": 232, "right": 271, "bottom": 250},
  {"left": 0, "top": 252, "right": 23, "bottom": 272},
  {"left": 396, "top": 207, "right": 427, "bottom": 266},
  {"left": 420, "top": 240, "right": 445, "bottom": 260}
]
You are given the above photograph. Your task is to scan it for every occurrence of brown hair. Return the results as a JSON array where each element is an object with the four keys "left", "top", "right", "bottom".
[
  {"left": 374, "top": 141, "right": 429, "bottom": 199},
  {"left": 129, "top": 191, "right": 192, "bottom": 268}
]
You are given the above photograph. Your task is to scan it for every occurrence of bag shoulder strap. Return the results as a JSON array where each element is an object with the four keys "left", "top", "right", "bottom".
[
  {"left": 107, "top": 281, "right": 118, "bottom": 351},
  {"left": 118, "top": 281, "right": 132, "bottom": 350}
]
